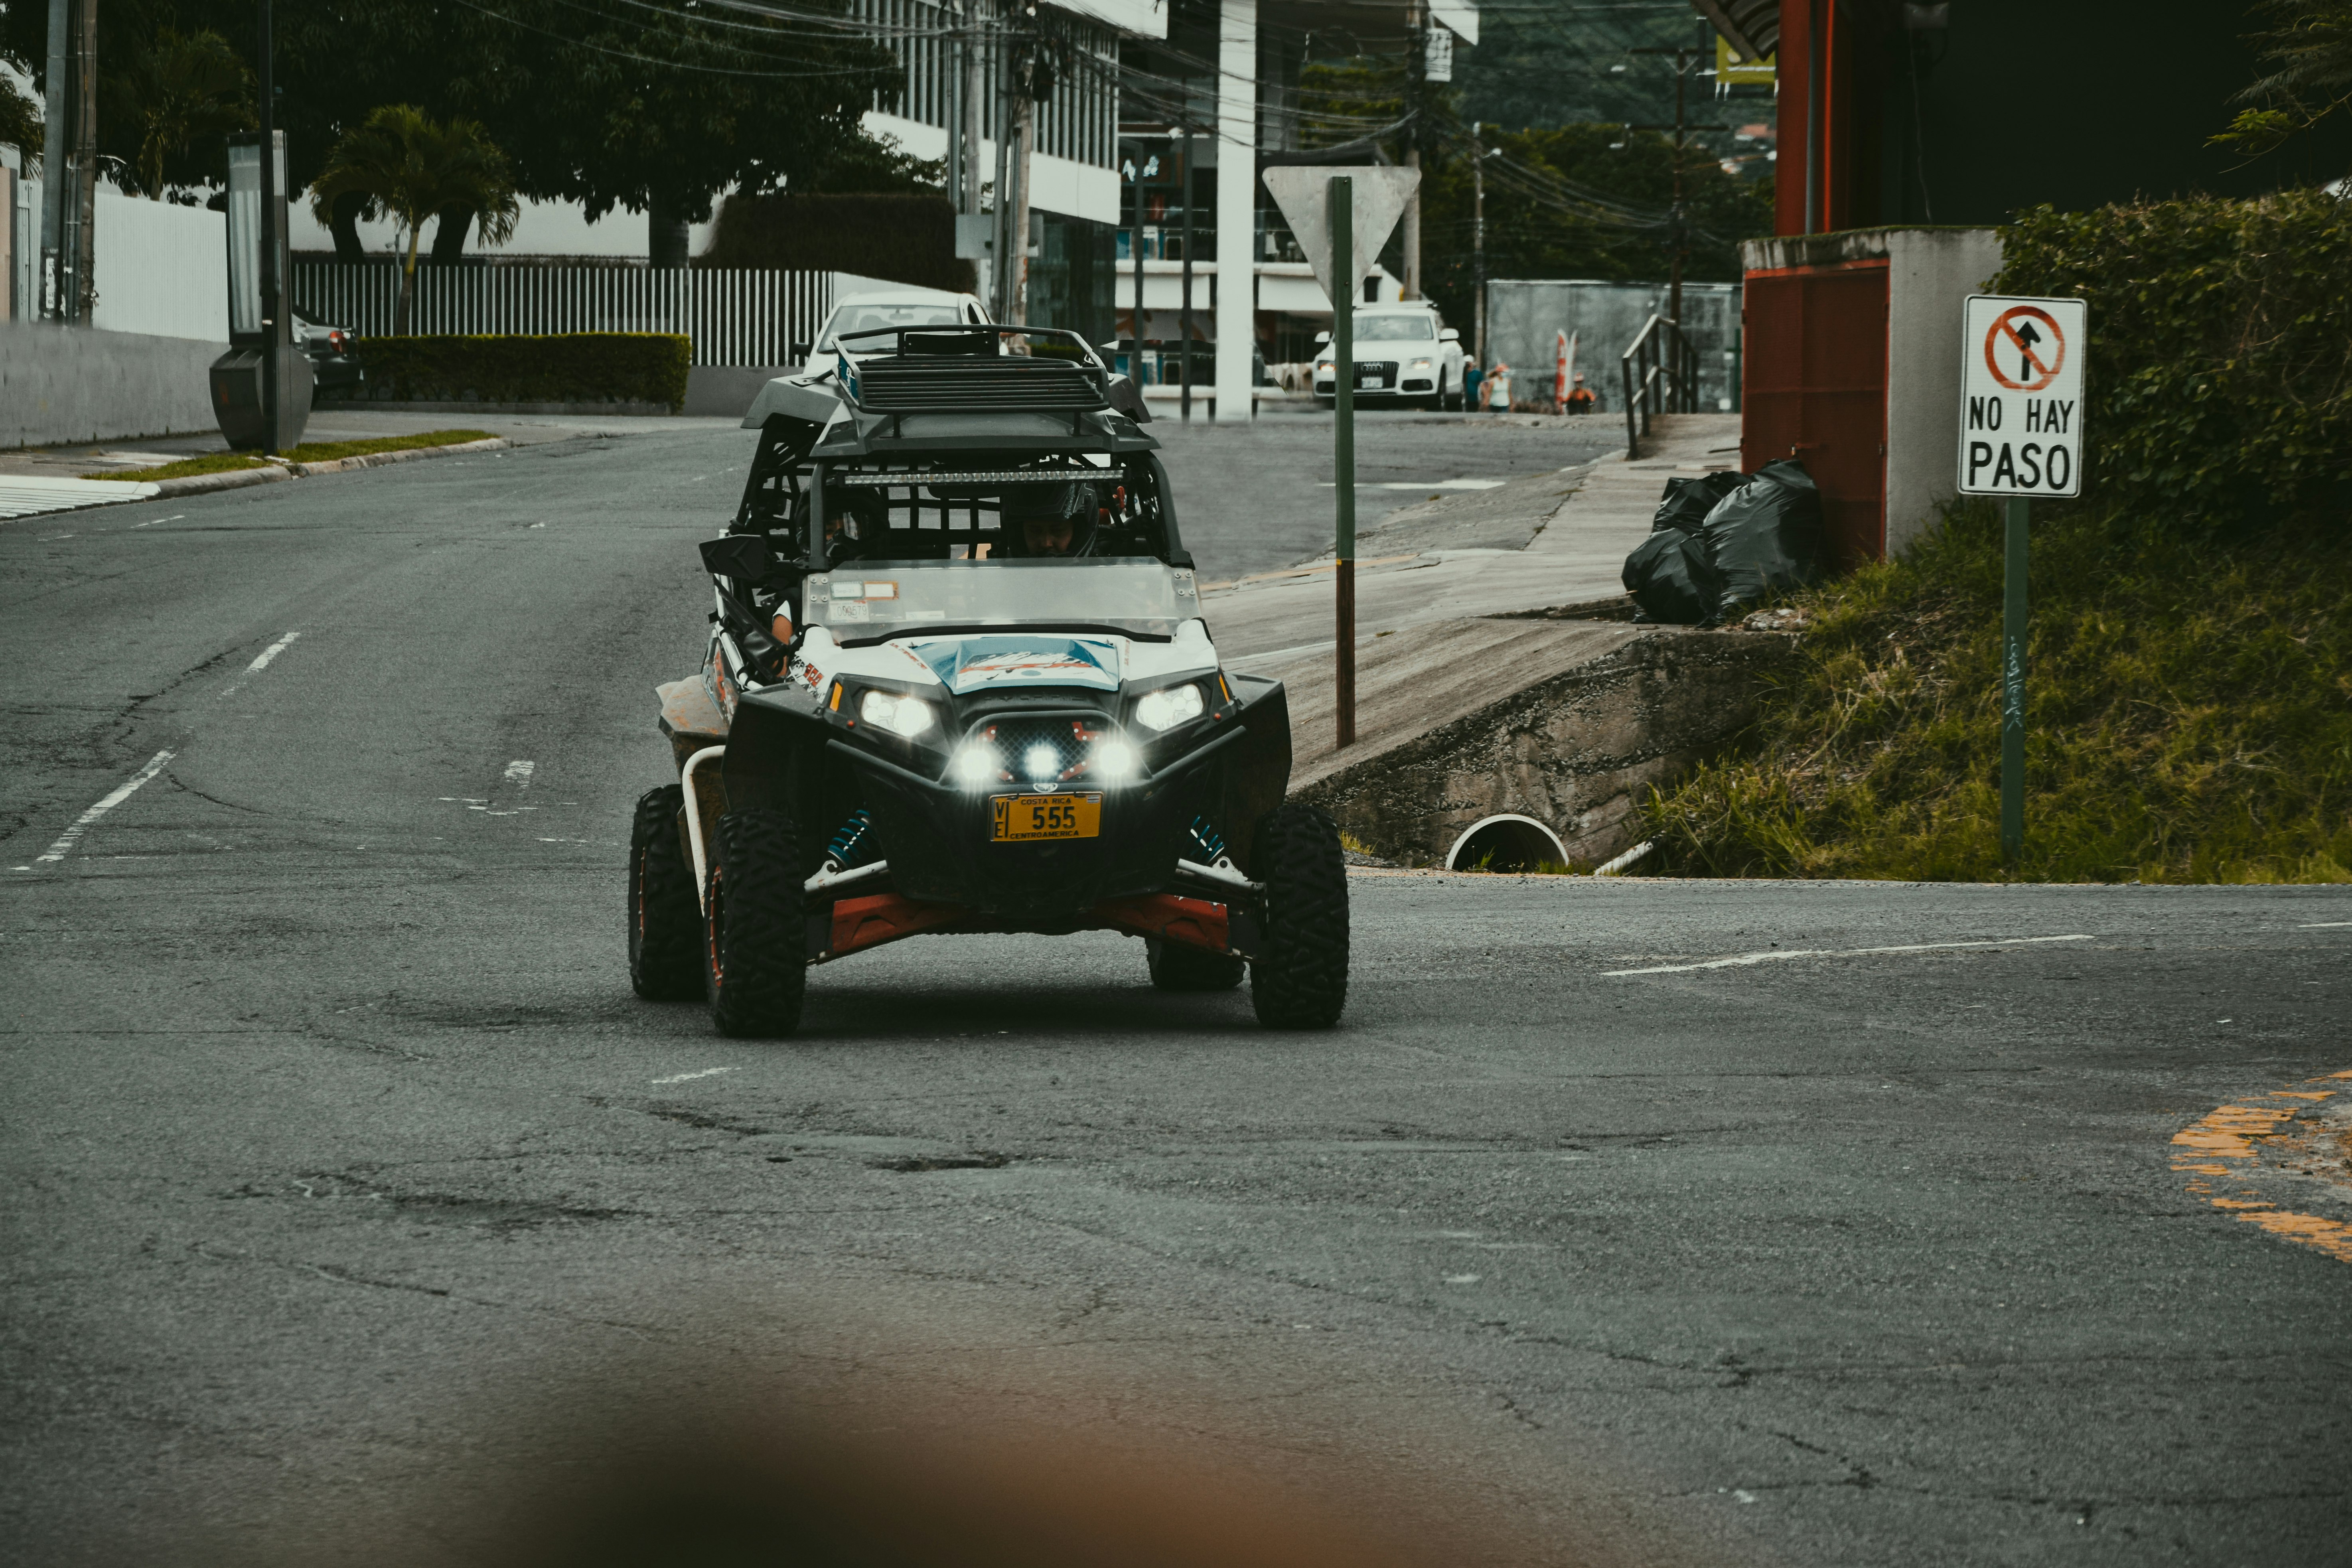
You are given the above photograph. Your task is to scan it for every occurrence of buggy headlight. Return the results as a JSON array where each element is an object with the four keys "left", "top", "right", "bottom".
[
  {"left": 1134, "top": 682, "right": 1204, "bottom": 732},
  {"left": 858, "top": 689, "right": 937, "bottom": 740}
]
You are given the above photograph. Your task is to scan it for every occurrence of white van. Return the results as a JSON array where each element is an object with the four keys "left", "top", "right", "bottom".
[{"left": 803, "top": 289, "right": 991, "bottom": 375}]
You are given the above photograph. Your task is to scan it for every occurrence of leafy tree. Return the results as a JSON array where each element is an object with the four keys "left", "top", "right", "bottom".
[
  {"left": 103, "top": 26, "right": 253, "bottom": 198},
  {"left": 2215, "top": 0, "right": 2352, "bottom": 174},
  {"left": 0, "top": 65, "right": 40, "bottom": 165},
  {"left": 2, "top": 0, "right": 906, "bottom": 259},
  {"left": 310, "top": 105, "right": 518, "bottom": 331}
]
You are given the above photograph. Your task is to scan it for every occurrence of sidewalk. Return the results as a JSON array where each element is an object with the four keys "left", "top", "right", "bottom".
[
  {"left": 1206, "top": 413, "right": 1740, "bottom": 665},
  {"left": 0, "top": 408, "right": 743, "bottom": 481}
]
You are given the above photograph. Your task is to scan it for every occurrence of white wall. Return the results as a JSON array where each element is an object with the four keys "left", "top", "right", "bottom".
[
  {"left": 279, "top": 193, "right": 720, "bottom": 262},
  {"left": 864, "top": 110, "right": 1119, "bottom": 226},
  {"left": 1884, "top": 228, "right": 2004, "bottom": 556},
  {"left": 92, "top": 187, "right": 228, "bottom": 341}
]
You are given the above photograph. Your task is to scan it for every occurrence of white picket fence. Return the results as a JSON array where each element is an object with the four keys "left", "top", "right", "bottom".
[{"left": 289, "top": 263, "right": 834, "bottom": 366}]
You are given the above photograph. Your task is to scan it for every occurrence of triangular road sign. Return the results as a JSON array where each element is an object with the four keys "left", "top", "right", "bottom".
[{"left": 1261, "top": 166, "right": 1421, "bottom": 308}]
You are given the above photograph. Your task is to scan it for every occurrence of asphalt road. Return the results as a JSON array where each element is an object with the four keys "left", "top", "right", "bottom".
[{"left": 4, "top": 426, "right": 2350, "bottom": 1566}]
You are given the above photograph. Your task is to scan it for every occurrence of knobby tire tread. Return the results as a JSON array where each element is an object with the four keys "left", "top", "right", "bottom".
[
  {"left": 628, "top": 785, "right": 702, "bottom": 1001},
  {"left": 704, "top": 808, "right": 808, "bottom": 1038},
  {"left": 1249, "top": 803, "right": 1350, "bottom": 1028}
]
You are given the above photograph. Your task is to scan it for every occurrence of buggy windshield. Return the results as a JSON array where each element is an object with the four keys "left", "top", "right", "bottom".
[{"left": 808, "top": 557, "right": 1194, "bottom": 643}]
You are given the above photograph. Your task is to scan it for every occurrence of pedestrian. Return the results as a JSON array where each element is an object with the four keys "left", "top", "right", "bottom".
[{"left": 1564, "top": 373, "right": 1595, "bottom": 416}]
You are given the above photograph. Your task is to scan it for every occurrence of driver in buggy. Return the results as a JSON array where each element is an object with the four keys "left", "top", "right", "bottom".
[{"left": 1002, "top": 479, "right": 1101, "bottom": 558}]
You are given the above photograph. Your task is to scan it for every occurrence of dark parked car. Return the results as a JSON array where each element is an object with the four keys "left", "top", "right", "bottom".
[{"left": 294, "top": 308, "right": 363, "bottom": 394}]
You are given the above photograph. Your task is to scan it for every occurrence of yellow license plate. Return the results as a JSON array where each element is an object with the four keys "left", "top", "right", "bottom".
[{"left": 991, "top": 793, "right": 1103, "bottom": 842}]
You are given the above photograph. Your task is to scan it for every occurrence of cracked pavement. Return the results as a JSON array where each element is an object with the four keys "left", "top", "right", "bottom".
[{"left": 4, "top": 425, "right": 2349, "bottom": 1565}]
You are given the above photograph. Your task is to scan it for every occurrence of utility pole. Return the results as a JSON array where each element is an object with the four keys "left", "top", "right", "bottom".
[
  {"left": 38, "top": 0, "right": 69, "bottom": 321},
  {"left": 258, "top": 0, "right": 280, "bottom": 456},
  {"left": 1627, "top": 46, "right": 1713, "bottom": 328},
  {"left": 1400, "top": 0, "right": 1423, "bottom": 298},
  {"left": 1178, "top": 115, "right": 1194, "bottom": 422},
  {"left": 1471, "top": 125, "right": 1486, "bottom": 370}
]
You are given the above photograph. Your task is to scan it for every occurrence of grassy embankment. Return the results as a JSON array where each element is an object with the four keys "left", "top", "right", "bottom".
[
  {"left": 1644, "top": 501, "right": 2352, "bottom": 882},
  {"left": 83, "top": 429, "right": 495, "bottom": 482},
  {"left": 1646, "top": 191, "right": 2351, "bottom": 884}
]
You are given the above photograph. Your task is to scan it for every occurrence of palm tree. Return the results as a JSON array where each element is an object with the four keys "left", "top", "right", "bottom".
[
  {"left": 104, "top": 28, "right": 255, "bottom": 200},
  {"left": 309, "top": 105, "right": 520, "bottom": 335}
]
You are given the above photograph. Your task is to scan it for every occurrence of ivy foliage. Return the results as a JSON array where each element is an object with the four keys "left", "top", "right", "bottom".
[
  {"left": 1992, "top": 191, "right": 2352, "bottom": 531},
  {"left": 350, "top": 333, "right": 693, "bottom": 410}
]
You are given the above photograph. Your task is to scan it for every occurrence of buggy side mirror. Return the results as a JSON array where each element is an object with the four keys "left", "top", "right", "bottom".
[{"left": 700, "top": 534, "right": 773, "bottom": 582}]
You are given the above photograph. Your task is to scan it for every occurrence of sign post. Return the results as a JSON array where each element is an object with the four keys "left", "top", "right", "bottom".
[
  {"left": 1255, "top": 164, "right": 1417, "bottom": 754},
  {"left": 1957, "top": 293, "right": 2086, "bottom": 868},
  {"left": 1330, "top": 176, "right": 1355, "bottom": 748}
]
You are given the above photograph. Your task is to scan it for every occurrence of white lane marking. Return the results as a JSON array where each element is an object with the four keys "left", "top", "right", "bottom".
[
  {"left": 132, "top": 515, "right": 184, "bottom": 529},
  {"left": 2299, "top": 921, "right": 2352, "bottom": 928},
  {"left": 245, "top": 631, "right": 302, "bottom": 673},
  {"left": 652, "top": 1067, "right": 734, "bottom": 1085},
  {"left": 1604, "top": 934, "right": 2094, "bottom": 977},
  {"left": 503, "top": 760, "right": 535, "bottom": 786},
  {"left": 28, "top": 749, "right": 178, "bottom": 865},
  {"left": 220, "top": 630, "right": 301, "bottom": 696},
  {"left": 1442, "top": 1273, "right": 1482, "bottom": 1284}
]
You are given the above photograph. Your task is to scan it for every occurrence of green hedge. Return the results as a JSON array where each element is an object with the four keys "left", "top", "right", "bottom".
[
  {"left": 349, "top": 333, "right": 693, "bottom": 409},
  {"left": 1993, "top": 191, "right": 2352, "bottom": 531}
]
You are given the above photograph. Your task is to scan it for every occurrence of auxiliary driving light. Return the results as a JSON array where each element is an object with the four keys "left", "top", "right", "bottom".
[
  {"left": 1092, "top": 738, "right": 1138, "bottom": 781},
  {"left": 1134, "top": 682, "right": 1204, "bottom": 732},
  {"left": 859, "top": 689, "right": 937, "bottom": 740},
  {"left": 1024, "top": 743, "right": 1060, "bottom": 784}
]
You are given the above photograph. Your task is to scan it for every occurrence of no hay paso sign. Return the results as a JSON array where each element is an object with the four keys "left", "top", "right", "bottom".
[{"left": 1958, "top": 294, "right": 2086, "bottom": 498}]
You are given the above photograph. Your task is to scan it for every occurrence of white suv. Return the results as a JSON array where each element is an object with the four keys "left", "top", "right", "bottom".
[{"left": 1312, "top": 303, "right": 1466, "bottom": 411}]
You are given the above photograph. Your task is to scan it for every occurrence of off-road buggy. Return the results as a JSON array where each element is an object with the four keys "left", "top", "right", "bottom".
[{"left": 626, "top": 324, "right": 1348, "bottom": 1037}]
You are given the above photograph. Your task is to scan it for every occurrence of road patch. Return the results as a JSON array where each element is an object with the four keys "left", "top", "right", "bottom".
[{"left": 2172, "top": 1071, "right": 2352, "bottom": 1265}]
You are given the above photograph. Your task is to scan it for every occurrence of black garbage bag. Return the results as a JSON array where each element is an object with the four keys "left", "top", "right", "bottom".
[
  {"left": 1650, "top": 469, "right": 1746, "bottom": 534},
  {"left": 1622, "top": 526, "right": 1721, "bottom": 624},
  {"left": 1702, "top": 458, "right": 1824, "bottom": 619}
]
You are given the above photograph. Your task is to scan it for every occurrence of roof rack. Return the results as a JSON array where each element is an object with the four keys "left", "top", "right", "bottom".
[{"left": 834, "top": 324, "right": 1111, "bottom": 416}]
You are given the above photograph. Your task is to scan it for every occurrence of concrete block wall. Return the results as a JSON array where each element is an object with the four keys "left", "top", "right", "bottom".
[
  {"left": 2, "top": 321, "right": 223, "bottom": 448},
  {"left": 1295, "top": 627, "right": 1799, "bottom": 868}
]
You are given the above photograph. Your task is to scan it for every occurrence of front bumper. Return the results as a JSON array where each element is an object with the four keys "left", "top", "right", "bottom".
[{"left": 830, "top": 722, "right": 1245, "bottom": 921}]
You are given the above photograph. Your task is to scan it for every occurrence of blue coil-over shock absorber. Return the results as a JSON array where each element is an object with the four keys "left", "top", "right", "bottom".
[
  {"left": 825, "top": 808, "right": 874, "bottom": 871},
  {"left": 1185, "top": 815, "right": 1228, "bottom": 866}
]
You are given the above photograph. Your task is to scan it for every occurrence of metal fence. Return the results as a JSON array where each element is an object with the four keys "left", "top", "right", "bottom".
[{"left": 289, "top": 264, "right": 834, "bottom": 366}]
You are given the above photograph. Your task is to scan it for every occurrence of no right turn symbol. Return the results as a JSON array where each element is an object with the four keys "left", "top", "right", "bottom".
[{"left": 1985, "top": 305, "right": 2066, "bottom": 392}]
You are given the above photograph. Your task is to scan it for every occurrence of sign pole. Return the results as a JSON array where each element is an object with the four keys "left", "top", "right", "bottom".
[
  {"left": 2001, "top": 496, "right": 2028, "bottom": 867},
  {"left": 1330, "top": 175, "right": 1355, "bottom": 749}
]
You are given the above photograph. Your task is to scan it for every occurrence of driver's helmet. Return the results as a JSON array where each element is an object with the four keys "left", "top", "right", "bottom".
[{"left": 1001, "top": 479, "right": 1100, "bottom": 557}]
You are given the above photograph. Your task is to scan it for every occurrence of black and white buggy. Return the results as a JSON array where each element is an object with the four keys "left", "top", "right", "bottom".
[{"left": 626, "top": 324, "right": 1348, "bottom": 1037}]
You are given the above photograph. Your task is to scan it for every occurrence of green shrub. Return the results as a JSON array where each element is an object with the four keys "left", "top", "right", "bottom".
[
  {"left": 1642, "top": 499, "right": 2352, "bottom": 884},
  {"left": 1994, "top": 191, "right": 2352, "bottom": 530},
  {"left": 349, "top": 333, "right": 692, "bottom": 409}
]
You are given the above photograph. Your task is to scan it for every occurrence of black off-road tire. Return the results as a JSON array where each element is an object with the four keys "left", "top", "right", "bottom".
[
  {"left": 1248, "top": 803, "right": 1350, "bottom": 1028},
  {"left": 702, "top": 808, "right": 808, "bottom": 1038},
  {"left": 628, "top": 785, "right": 702, "bottom": 1001},
  {"left": 1147, "top": 936, "right": 1246, "bottom": 992}
]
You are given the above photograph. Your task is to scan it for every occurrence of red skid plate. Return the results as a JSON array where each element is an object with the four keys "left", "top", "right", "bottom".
[
  {"left": 1089, "top": 893, "right": 1231, "bottom": 954},
  {"left": 825, "top": 893, "right": 973, "bottom": 961}
]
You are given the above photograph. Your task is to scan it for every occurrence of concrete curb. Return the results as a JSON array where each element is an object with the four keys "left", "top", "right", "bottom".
[{"left": 145, "top": 436, "right": 511, "bottom": 498}]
